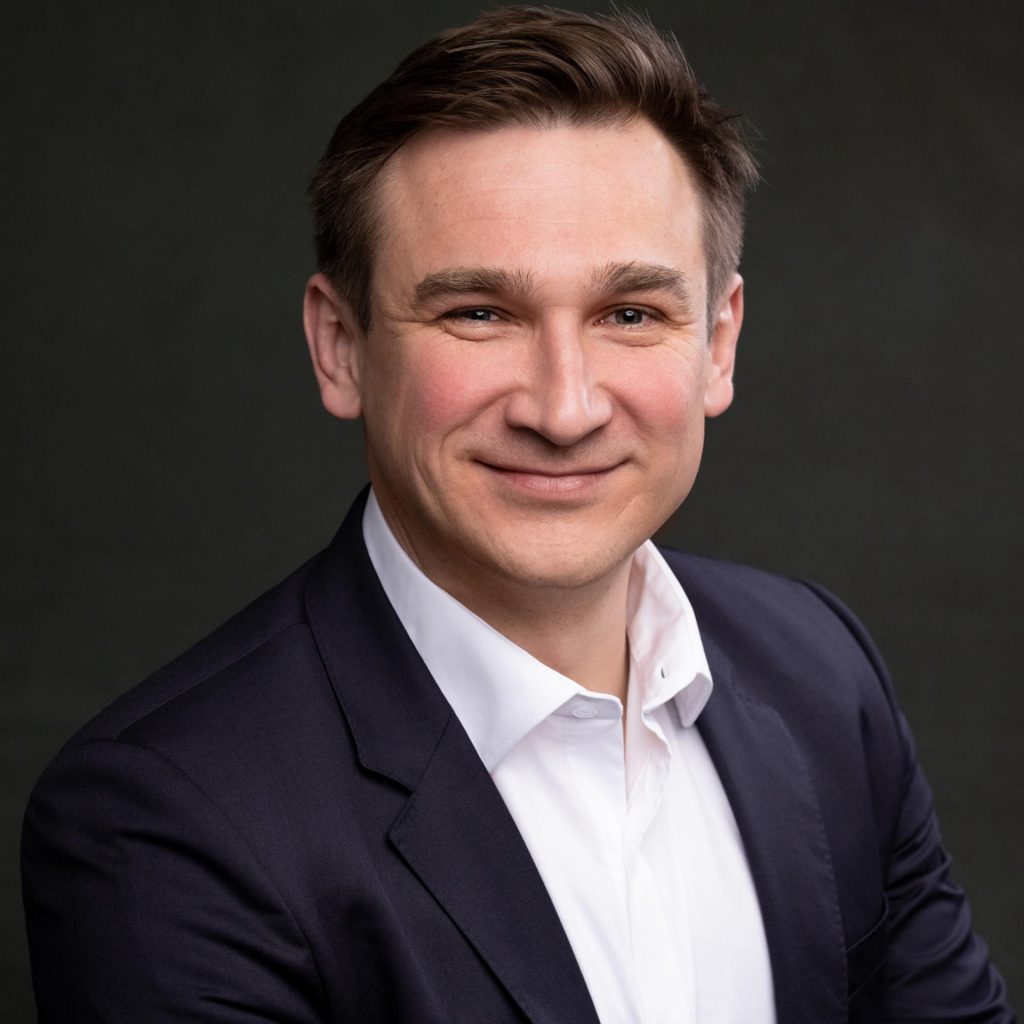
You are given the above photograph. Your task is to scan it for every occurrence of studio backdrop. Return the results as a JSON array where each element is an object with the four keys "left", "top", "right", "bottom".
[{"left": 3, "top": 1, "right": 1021, "bottom": 1018}]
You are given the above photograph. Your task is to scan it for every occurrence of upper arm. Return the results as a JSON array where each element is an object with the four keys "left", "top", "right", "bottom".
[
  {"left": 800, "top": 579, "right": 1014, "bottom": 1023},
  {"left": 22, "top": 739, "right": 326, "bottom": 1023}
]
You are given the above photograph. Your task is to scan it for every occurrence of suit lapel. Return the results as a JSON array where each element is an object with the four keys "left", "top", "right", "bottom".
[
  {"left": 390, "top": 713, "right": 600, "bottom": 1024},
  {"left": 305, "top": 494, "right": 599, "bottom": 1024},
  {"left": 698, "top": 630, "right": 847, "bottom": 1024}
]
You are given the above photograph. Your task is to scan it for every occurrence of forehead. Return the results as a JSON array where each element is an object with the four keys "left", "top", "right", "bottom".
[{"left": 370, "top": 120, "right": 706, "bottom": 300}]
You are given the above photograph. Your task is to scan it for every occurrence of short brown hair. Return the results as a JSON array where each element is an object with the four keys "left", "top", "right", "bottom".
[{"left": 310, "top": 5, "right": 758, "bottom": 329}]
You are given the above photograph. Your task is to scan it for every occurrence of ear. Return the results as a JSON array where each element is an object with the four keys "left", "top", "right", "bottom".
[
  {"left": 303, "top": 273, "right": 364, "bottom": 420},
  {"left": 704, "top": 273, "right": 744, "bottom": 418}
]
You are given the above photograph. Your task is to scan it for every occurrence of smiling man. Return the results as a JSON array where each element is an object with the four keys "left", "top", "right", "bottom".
[{"left": 22, "top": 7, "right": 1012, "bottom": 1023}]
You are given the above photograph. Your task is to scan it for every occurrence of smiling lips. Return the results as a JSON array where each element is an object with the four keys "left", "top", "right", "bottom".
[{"left": 480, "top": 460, "right": 623, "bottom": 497}]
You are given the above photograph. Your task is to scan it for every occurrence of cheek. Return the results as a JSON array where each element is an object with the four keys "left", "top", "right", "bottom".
[
  {"left": 618, "top": 354, "right": 708, "bottom": 438},
  {"left": 396, "top": 345, "right": 509, "bottom": 437}
]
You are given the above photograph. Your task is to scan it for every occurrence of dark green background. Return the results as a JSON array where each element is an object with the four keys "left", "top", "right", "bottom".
[{"left": 4, "top": 2, "right": 1021, "bottom": 1017}]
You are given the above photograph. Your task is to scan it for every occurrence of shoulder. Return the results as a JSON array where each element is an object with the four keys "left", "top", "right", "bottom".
[
  {"left": 660, "top": 546, "right": 894, "bottom": 691},
  {"left": 660, "top": 546, "right": 876, "bottom": 653},
  {"left": 52, "top": 551, "right": 343, "bottom": 775},
  {"left": 24, "top": 544, "right": 369, "bottom": 894},
  {"left": 21, "top": 555, "right": 340, "bottom": 1018},
  {"left": 659, "top": 545, "right": 909, "bottom": 788}
]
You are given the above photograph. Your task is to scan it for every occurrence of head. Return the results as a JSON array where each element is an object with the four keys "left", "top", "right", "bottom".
[
  {"left": 309, "top": 5, "right": 758, "bottom": 331},
  {"left": 304, "top": 7, "right": 758, "bottom": 615}
]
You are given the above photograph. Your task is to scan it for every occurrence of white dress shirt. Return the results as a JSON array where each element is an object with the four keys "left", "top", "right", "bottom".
[{"left": 363, "top": 491, "right": 775, "bottom": 1024}]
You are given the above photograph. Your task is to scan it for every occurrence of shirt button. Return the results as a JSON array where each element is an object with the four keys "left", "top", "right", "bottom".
[{"left": 571, "top": 705, "right": 598, "bottom": 719}]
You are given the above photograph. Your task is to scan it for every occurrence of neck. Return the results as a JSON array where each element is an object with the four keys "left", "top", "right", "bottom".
[
  {"left": 443, "top": 560, "right": 634, "bottom": 702},
  {"left": 370, "top": 490, "right": 636, "bottom": 701}
]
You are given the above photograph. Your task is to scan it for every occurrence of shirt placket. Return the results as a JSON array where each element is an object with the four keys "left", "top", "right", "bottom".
[{"left": 625, "top": 705, "right": 696, "bottom": 1024}]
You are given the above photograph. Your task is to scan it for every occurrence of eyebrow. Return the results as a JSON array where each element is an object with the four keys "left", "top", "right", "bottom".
[
  {"left": 592, "top": 261, "right": 696, "bottom": 314},
  {"left": 412, "top": 267, "right": 536, "bottom": 307}
]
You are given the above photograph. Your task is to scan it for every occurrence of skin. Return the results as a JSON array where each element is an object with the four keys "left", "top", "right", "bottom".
[{"left": 304, "top": 119, "right": 743, "bottom": 699}]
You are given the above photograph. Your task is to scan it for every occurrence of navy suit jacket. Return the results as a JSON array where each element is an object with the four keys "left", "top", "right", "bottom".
[{"left": 23, "top": 494, "right": 1013, "bottom": 1022}]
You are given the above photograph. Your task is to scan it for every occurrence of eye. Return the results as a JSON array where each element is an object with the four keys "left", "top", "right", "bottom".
[
  {"left": 444, "top": 307, "right": 500, "bottom": 323},
  {"left": 608, "top": 307, "right": 653, "bottom": 327}
]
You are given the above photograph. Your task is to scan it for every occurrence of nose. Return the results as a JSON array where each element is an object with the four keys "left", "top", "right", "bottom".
[{"left": 503, "top": 321, "right": 613, "bottom": 446}]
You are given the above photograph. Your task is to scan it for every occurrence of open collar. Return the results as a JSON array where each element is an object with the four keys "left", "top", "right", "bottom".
[{"left": 362, "top": 488, "right": 713, "bottom": 771}]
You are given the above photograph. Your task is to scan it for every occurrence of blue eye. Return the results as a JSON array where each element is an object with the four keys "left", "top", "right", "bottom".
[
  {"left": 612, "top": 308, "right": 648, "bottom": 326},
  {"left": 450, "top": 308, "right": 498, "bottom": 322}
]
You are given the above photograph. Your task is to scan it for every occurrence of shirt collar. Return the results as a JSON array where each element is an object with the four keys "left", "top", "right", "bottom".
[
  {"left": 362, "top": 490, "right": 713, "bottom": 772},
  {"left": 625, "top": 529, "right": 713, "bottom": 728}
]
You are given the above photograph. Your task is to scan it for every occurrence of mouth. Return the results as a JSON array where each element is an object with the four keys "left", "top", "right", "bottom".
[{"left": 477, "top": 460, "right": 622, "bottom": 497}]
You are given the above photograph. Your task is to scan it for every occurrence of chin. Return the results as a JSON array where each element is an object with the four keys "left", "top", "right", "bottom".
[{"left": 478, "top": 533, "right": 640, "bottom": 593}]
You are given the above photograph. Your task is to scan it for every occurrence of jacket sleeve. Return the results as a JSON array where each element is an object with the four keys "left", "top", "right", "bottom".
[
  {"left": 803, "top": 580, "right": 1015, "bottom": 1023},
  {"left": 22, "top": 738, "right": 327, "bottom": 1022},
  {"left": 878, "top": 718, "right": 1014, "bottom": 1022}
]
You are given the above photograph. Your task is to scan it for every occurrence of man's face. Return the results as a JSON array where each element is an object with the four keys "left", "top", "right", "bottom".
[{"left": 307, "top": 119, "right": 741, "bottom": 608}]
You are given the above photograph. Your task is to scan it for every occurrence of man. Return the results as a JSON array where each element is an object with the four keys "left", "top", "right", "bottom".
[{"left": 22, "top": 7, "right": 1012, "bottom": 1023}]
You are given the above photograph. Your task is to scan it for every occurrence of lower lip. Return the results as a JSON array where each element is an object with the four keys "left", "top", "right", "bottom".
[{"left": 482, "top": 466, "right": 617, "bottom": 498}]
